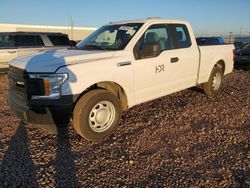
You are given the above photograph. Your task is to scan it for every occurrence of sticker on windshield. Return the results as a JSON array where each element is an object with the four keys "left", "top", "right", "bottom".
[{"left": 118, "top": 26, "right": 134, "bottom": 31}]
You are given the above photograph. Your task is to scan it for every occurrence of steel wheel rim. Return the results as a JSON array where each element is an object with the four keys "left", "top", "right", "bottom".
[
  {"left": 89, "top": 100, "right": 116, "bottom": 133},
  {"left": 212, "top": 73, "right": 221, "bottom": 90}
]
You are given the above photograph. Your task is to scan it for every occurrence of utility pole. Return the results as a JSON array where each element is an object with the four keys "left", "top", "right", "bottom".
[
  {"left": 70, "top": 16, "right": 74, "bottom": 40},
  {"left": 229, "top": 32, "right": 233, "bottom": 43}
]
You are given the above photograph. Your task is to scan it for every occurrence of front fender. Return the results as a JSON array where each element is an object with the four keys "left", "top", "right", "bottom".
[{"left": 57, "top": 61, "right": 135, "bottom": 107}]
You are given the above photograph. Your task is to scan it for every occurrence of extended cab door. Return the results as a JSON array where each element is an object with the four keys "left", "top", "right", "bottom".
[
  {"left": 0, "top": 35, "right": 18, "bottom": 70},
  {"left": 161, "top": 24, "right": 200, "bottom": 91}
]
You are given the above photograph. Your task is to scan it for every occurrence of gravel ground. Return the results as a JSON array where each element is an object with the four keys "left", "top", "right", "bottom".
[{"left": 0, "top": 67, "right": 249, "bottom": 187}]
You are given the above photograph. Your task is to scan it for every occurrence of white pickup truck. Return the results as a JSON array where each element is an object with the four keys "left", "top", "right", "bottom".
[{"left": 8, "top": 18, "right": 234, "bottom": 141}]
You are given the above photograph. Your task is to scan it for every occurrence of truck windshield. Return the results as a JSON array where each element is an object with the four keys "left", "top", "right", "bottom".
[{"left": 77, "top": 23, "right": 143, "bottom": 50}]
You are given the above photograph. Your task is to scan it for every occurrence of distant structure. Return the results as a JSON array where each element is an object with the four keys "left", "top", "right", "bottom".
[
  {"left": 234, "top": 36, "right": 250, "bottom": 43},
  {"left": 0, "top": 23, "right": 96, "bottom": 41},
  {"left": 195, "top": 29, "right": 250, "bottom": 43}
]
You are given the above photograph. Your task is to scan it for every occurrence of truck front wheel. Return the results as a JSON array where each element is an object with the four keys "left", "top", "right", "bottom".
[
  {"left": 203, "top": 66, "right": 223, "bottom": 96},
  {"left": 73, "top": 89, "right": 121, "bottom": 141}
]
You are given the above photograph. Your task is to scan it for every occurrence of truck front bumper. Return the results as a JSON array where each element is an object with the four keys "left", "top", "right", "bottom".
[{"left": 8, "top": 91, "right": 73, "bottom": 128}]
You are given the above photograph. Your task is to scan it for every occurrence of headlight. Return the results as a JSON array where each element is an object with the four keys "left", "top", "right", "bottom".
[{"left": 28, "top": 73, "right": 68, "bottom": 99}]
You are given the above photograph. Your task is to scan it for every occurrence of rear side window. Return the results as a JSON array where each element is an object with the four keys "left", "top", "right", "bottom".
[
  {"left": 0, "top": 35, "right": 15, "bottom": 48},
  {"left": 15, "top": 35, "right": 44, "bottom": 47},
  {"left": 174, "top": 25, "right": 191, "bottom": 48},
  {"left": 48, "top": 35, "right": 70, "bottom": 46}
]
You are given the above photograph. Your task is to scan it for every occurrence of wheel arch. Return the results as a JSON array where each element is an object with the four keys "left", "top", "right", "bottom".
[
  {"left": 74, "top": 81, "right": 129, "bottom": 112},
  {"left": 214, "top": 60, "right": 225, "bottom": 74}
]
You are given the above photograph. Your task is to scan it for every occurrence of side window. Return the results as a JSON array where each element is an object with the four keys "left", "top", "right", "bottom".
[
  {"left": 48, "top": 35, "right": 70, "bottom": 46},
  {"left": 143, "top": 25, "right": 173, "bottom": 51},
  {"left": 0, "top": 35, "right": 15, "bottom": 48},
  {"left": 175, "top": 25, "right": 191, "bottom": 48},
  {"left": 134, "top": 24, "right": 173, "bottom": 59},
  {"left": 15, "top": 35, "right": 45, "bottom": 47}
]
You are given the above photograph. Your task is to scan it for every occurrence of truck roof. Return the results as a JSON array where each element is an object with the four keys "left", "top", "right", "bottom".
[{"left": 107, "top": 17, "right": 188, "bottom": 25}]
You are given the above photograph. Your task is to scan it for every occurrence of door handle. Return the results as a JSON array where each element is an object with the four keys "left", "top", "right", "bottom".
[
  {"left": 8, "top": 51, "right": 17, "bottom": 54},
  {"left": 171, "top": 57, "right": 179, "bottom": 63},
  {"left": 117, "top": 61, "right": 131, "bottom": 67}
]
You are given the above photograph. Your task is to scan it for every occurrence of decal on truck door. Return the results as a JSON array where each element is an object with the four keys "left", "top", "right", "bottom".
[{"left": 155, "top": 64, "right": 165, "bottom": 74}]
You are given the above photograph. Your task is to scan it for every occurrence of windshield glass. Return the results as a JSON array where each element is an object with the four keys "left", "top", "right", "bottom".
[{"left": 77, "top": 23, "right": 143, "bottom": 50}]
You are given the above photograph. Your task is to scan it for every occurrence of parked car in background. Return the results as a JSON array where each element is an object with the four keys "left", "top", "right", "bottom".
[
  {"left": 0, "top": 32, "right": 71, "bottom": 71},
  {"left": 196, "top": 37, "right": 225, "bottom": 45},
  {"left": 234, "top": 41, "right": 246, "bottom": 50},
  {"left": 234, "top": 41, "right": 249, "bottom": 52},
  {"left": 235, "top": 42, "right": 250, "bottom": 64}
]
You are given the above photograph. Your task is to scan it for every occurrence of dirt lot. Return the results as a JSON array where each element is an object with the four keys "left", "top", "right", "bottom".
[{"left": 0, "top": 68, "right": 249, "bottom": 187}]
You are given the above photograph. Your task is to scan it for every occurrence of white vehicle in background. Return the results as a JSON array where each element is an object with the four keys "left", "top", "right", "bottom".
[
  {"left": 0, "top": 32, "right": 71, "bottom": 71},
  {"left": 8, "top": 18, "right": 234, "bottom": 141}
]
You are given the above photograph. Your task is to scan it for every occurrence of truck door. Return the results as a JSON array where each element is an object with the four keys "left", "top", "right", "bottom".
[
  {"left": 167, "top": 24, "right": 200, "bottom": 89},
  {"left": 133, "top": 24, "right": 177, "bottom": 104},
  {"left": 0, "top": 35, "right": 18, "bottom": 70}
]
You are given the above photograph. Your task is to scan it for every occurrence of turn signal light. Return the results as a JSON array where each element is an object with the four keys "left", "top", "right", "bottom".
[{"left": 43, "top": 79, "right": 50, "bottom": 96}]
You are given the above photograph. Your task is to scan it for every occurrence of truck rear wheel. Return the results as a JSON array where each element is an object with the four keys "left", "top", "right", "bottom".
[
  {"left": 73, "top": 89, "right": 121, "bottom": 141},
  {"left": 203, "top": 66, "right": 223, "bottom": 96}
]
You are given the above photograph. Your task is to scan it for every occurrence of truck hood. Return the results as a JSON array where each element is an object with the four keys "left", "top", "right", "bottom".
[{"left": 10, "top": 49, "right": 116, "bottom": 72}]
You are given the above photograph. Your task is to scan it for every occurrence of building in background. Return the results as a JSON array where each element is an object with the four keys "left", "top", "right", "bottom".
[{"left": 0, "top": 23, "right": 96, "bottom": 41}]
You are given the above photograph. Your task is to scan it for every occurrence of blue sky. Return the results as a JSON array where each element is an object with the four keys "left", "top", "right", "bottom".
[{"left": 0, "top": 0, "right": 250, "bottom": 36}]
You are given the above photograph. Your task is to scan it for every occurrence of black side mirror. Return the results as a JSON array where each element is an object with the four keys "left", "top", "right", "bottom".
[{"left": 142, "top": 43, "right": 161, "bottom": 58}]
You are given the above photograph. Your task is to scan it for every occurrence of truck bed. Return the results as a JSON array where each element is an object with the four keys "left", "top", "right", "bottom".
[{"left": 197, "top": 44, "right": 234, "bottom": 84}]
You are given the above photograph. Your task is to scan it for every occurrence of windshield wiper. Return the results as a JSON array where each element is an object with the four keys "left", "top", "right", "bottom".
[{"left": 84, "top": 44, "right": 106, "bottom": 50}]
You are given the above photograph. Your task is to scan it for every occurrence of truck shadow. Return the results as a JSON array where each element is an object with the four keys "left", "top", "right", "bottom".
[
  {"left": 0, "top": 121, "right": 39, "bottom": 187},
  {"left": 54, "top": 126, "right": 80, "bottom": 187},
  {"left": 0, "top": 121, "right": 80, "bottom": 187},
  {"left": 24, "top": 49, "right": 79, "bottom": 186},
  {"left": 189, "top": 86, "right": 204, "bottom": 94}
]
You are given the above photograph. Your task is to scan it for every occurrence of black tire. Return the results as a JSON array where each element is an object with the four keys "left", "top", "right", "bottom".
[
  {"left": 73, "top": 89, "right": 121, "bottom": 141},
  {"left": 202, "top": 66, "right": 223, "bottom": 96}
]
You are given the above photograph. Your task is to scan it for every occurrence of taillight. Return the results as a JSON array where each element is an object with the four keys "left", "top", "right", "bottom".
[{"left": 233, "top": 49, "right": 236, "bottom": 62}]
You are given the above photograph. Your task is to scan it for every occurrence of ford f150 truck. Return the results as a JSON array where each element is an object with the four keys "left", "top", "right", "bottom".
[{"left": 8, "top": 18, "right": 234, "bottom": 141}]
